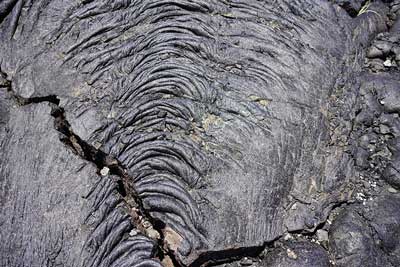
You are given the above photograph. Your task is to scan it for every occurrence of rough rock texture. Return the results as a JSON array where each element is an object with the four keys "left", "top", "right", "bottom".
[
  {"left": 1, "top": 1, "right": 400, "bottom": 267},
  {"left": 263, "top": 241, "right": 331, "bottom": 267},
  {"left": 327, "top": 3, "right": 400, "bottom": 266},
  {"left": 0, "top": 95, "right": 162, "bottom": 267},
  {"left": 329, "top": 194, "right": 400, "bottom": 267}
]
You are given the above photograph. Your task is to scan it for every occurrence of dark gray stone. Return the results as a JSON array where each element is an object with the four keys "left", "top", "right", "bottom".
[
  {"left": 329, "top": 194, "right": 400, "bottom": 267},
  {"left": 0, "top": 0, "right": 397, "bottom": 266},
  {"left": 0, "top": 97, "right": 161, "bottom": 267},
  {"left": 264, "top": 241, "right": 331, "bottom": 267}
]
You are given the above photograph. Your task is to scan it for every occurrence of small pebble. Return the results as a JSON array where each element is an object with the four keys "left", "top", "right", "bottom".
[
  {"left": 388, "top": 187, "right": 398, "bottom": 193},
  {"left": 286, "top": 248, "right": 298, "bottom": 260},
  {"left": 383, "top": 59, "right": 392, "bottom": 67},
  {"left": 283, "top": 233, "right": 293, "bottom": 240},
  {"left": 356, "top": 192, "right": 366, "bottom": 201},
  {"left": 100, "top": 166, "right": 110, "bottom": 176},
  {"left": 316, "top": 229, "right": 329, "bottom": 242},
  {"left": 129, "top": 229, "right": 138, "bottom": 236},
  {"left": 146, "top": 227, "right": 160, "bottom": 240},
  {"left": 240, "top": 257, "right": 253, "bottom": 266}
]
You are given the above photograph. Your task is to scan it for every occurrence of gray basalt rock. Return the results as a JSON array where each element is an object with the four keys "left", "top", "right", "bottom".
[
  {"left": 329, "top": 193, "right": 400, "bottom": 267},
  {"left": 264, "top": 241, "right": 331, "bottom": 267},
  {"left": 0, "top": 1, "right": 397, "bottom": 266},
  {"left": 0, "top": 97, "right": 162, "bottom": 267}
]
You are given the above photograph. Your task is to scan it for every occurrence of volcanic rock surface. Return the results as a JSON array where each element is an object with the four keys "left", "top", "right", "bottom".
[{"left": 1, "top": 1, "right": 400, "bottom": 267}]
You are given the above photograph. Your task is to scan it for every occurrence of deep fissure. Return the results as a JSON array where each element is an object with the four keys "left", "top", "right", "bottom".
[
  {"left": 49, "top": 103, "right": 275, "bottom": 267},
  {"left": 191, "top": 242, "right": 271, "bottom": 267},
  {"left": 50, "top": 105, "right": 182, "bottom": 266},
  {"left": 0, "top": 82, "right": 177, "bottom": 266}
]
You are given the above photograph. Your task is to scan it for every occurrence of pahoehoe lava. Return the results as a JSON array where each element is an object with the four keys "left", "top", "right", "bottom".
[{"left": 1, "top": 1, "right": 400, "bottom": 267}]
